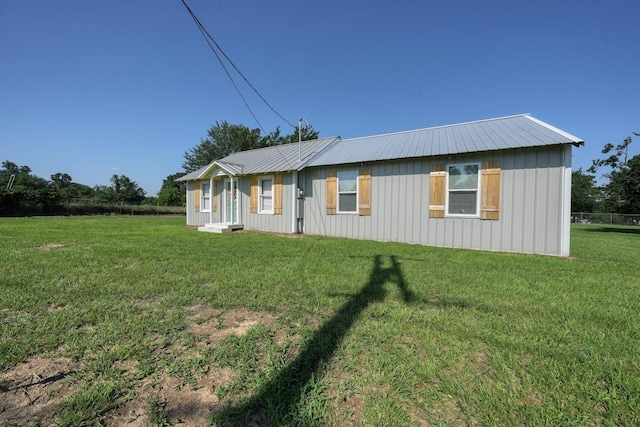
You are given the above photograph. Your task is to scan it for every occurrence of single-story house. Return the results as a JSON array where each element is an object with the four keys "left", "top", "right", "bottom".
[{"left": 177, "top": 114, "right": 583, "bottom": 256}]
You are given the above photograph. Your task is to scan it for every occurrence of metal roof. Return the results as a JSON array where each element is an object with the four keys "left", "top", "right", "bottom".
[
  {"left": 177, "top": 115, "right": 583, "bottom": 181},
  {"left": 307, "top": 114, "right": 584, "bottom": 167},
  {"left": 176, "top": 136, "right": 340, "bottom": 181}
]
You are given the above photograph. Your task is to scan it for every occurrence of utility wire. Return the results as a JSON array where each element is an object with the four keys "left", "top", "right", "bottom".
[
  {"left": 180, "top": 0, "right": 296, "bottom": 130},
  {"left": 181, "top": 0, "right": 265, "bottom": 133}
]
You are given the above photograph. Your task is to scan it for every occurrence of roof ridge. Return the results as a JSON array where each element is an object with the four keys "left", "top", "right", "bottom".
[
  {"left": 342, "top": 114, "right": 531, "bottom": 142},
  {"left": 223, "top": 135, "right": 341, "bottom": 156}
]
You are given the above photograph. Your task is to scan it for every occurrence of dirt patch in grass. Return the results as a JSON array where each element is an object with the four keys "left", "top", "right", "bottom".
[
  {"left": 188, "top": 305, "right": 275, "bottom": 346},
  {"left": 0, "top": 307, "right": 278, "bottom": 426},
  {"left": 0, "top": 357, "right": 79, "bottom": 426},
  {"left": 104, "top": 367, "right": 236, "bottom": 426},
  {"left": 37, "top": 242, "right": 67, "bottom": 251}
]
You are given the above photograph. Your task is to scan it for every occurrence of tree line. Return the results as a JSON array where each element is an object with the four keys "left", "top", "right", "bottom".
[
  {"left": 572, "top": 134, "right": 640, "bottom": 214},
  {"left": 0, "top": 160, "right": 152, "bottom": 215},
  {"left": 3, "top": 120, "right": 637, "bottom": 216},
  {"left": 0, "top": 121, "right": 317, "bottom": 216}
]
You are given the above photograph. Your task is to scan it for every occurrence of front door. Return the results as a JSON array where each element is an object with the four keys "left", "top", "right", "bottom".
[{"left": 224, "top": 179, "right": 238, "bottom": 223}]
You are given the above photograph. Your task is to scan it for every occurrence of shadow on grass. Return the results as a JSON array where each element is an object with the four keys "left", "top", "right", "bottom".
[
  {"left": 583, "top": 226, "right": 640, "bottom": 235},
  {"left": 211, "top": 254, "right": 414, "bottom": 426}
]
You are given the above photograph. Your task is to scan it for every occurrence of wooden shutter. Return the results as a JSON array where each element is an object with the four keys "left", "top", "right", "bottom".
[
  {"left": 274, "top": 173, "right": 283, "bottom": 215},
  {"left": 250, "top": 176, "right": 258, "bottom": 213},
  {"left": 212, "top": 181, "right": 218, "bottom": 213},
  {"left": 326, "top": 170, "right": 337, "bottom": 215},
  {"left": 481, "top": 160, "right": 501, "bottom": 220},
  {"left": 429, "top": 164, "right": 446, "bottom": 218},
  {"left": 194, "top": 180, "right": 201, "bottom": 212},
  {"left": 358, "top": 168, "right": 371, "bottom": 216}
]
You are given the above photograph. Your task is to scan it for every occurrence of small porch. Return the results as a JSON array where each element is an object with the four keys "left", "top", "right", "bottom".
[
  {"left": 199, "top": 163, "right": 242, "bottom": 231},
  {"left": 198, "top": 222, "right": 244, "bottom": 234}
]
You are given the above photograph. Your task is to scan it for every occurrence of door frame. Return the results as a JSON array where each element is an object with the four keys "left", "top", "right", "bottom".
[{"left": 223, "top": 178, "right": 239, "bottom": 224}]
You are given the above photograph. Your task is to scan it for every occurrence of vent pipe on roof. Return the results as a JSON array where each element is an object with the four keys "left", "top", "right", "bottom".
[{"left": 298, "top": 117, "right": 309, "bottom": 163}]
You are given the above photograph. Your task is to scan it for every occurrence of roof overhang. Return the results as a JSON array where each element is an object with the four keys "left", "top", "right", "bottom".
[{"left": 196, "top": 161, "right": 244, "bottom": 179}]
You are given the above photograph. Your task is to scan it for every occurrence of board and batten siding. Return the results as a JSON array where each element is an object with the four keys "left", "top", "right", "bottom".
[
  {"left": 240, "top": 172, "right": 296, "bottom": 234},
  {"left": 185, "top": 180, "right": 216, "bottom": 226},
  {"left": 302, "top": 145, "right": 572, "bottom": 256},
  {"left": 185, "top": 173, "right": 295, "bottom": 232}
]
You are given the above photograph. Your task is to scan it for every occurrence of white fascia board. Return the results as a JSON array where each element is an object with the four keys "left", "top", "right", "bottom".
[
  {"left": 524, "top": 116, "right": 584, "bottom": 146},
  {"left": 197, "top": 162, "right": 237, "bottom": 179}
]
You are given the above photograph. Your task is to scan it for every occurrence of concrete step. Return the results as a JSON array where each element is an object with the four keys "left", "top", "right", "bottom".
[{"left": 198, "top": 223, "right": 244, "bottom": 234}]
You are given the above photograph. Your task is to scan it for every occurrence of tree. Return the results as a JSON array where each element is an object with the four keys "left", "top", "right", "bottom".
[
  {"left": 615, "top": 154, "right": 640, "bottom": 213},
  {"left": 182, "top": 121, "right": 320, "bottom": 173},
  {"left": 50, "top": 173, "right": 73, "bottom": 188},
  {"left": 1, "top": 160, "right": 19, "bottom": 175},
  {"left": 157, "top": 172, "right": 186, "bottom": 206},
  {"left": 50, "top": 173, "right": 73, "bottom": 199},
  {"left": 108, "top": 174, "right": 146, "bottom": 204},
  {"left": 589, "top": 136, "right": 640, "bottom": 213},
  {"left": 182, "top": 121, "right": 262, "bottom": 173},
  {"left": 0, "top": 161, "right": 55, "bottom": 214},
  {"left": 68, "top": 183, "right": 95, "bottom": 199},
  {"left": 260, "top": 124, "right": 319, "bottom": 146},
  {"left": 571, "top": 168, "right": 600, "bottom": 212}
]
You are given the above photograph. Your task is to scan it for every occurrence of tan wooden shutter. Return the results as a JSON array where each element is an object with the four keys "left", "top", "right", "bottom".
[
  {"left": 326, "top": 170, "right": 337, "bottom": 215},
  {"left": 250, "top": 176, "right": 258, "bottom": 213},
  {"left": 212, "top": 181, "right": 218, "bottom": 213},
  {"left": 194, "top": 180, "right": 201, "bottom": 212},
  {"left": 429, "top": 164, "right": 446, "bottom": 218},
  {"left": 358, "top": 168, "right": 371, "bottom": 216},
  {"left": 274, "top": 173, "right": 283, "bottom": 215},
  {"left": 481, "top": 160, "right": 501, "bottom": 220}
]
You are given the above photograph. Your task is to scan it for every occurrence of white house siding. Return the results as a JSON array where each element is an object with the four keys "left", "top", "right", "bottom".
[{"left": 302, "top": 145, "right": 572, "bottom": 256}]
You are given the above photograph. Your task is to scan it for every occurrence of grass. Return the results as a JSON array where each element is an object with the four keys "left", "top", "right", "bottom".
[{"left": 0, "top": 216, "right": 639, "bottom": 426}]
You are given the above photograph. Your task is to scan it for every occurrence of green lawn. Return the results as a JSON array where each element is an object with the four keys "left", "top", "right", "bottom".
[{"left": 1, "top": 216, "right": 639, "bottom": 426}]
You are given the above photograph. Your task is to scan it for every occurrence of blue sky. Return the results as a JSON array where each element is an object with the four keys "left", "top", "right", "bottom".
[{"left": 1, "top": 0, "right": 638, "bottom": 195}]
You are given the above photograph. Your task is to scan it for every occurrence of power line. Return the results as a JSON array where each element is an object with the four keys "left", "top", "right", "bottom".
[
  {"left": 181, "top": 0, "right": 265, "bottom": 132},
  {"left": 180, "top": 0, "right": 296, "bottom": 131}
]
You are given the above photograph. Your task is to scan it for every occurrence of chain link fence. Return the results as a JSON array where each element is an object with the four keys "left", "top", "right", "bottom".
[{"left": 571, "top": 212, "right": 640, "bottom": 225}]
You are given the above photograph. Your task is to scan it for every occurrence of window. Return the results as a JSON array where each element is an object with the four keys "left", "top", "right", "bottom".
[
  {"left": 430, "top": 161, "right": 501, "bottom": 220},
  {"left": 259, "top": 176, "right": 273, "bottom": 214},
  {"left": 446, "top": 163, "right": 479, "bottom": 216},
  {"left": 201, "top": 182, "right": 211, "bottom": 212},
  {"left": 337, "top": 170, "right": 358, "bottom": 213},
  {"left": 327, "top": 169, "right": 371, "bottom": 216}
]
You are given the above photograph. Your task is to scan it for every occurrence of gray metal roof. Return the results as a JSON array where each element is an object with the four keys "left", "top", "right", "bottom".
[
  {"left": 177, "top": 115, "right": 583, "bottom": 181},
  {"left": 307, "top": 114, "right": 584, "bottom": 167},
  {"left": 175, "top": 165, "right": 208, "bottom": 182},
  {"left": 176, "top": 136, "right": 339, "bottom": 181}
]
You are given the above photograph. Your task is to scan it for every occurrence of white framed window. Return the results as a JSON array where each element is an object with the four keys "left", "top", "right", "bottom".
[
  {"left": 337, "top": 170, "right": 358, "bottom": 213},
  {"left": 201, "top": 182, "right": 211, "bottom": 212},
  {"left": 446, "top": 163, "right": 480, "bottom": 216},
  {"left": 259, "top": 176, "right": 273, "bottom": 214}
]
